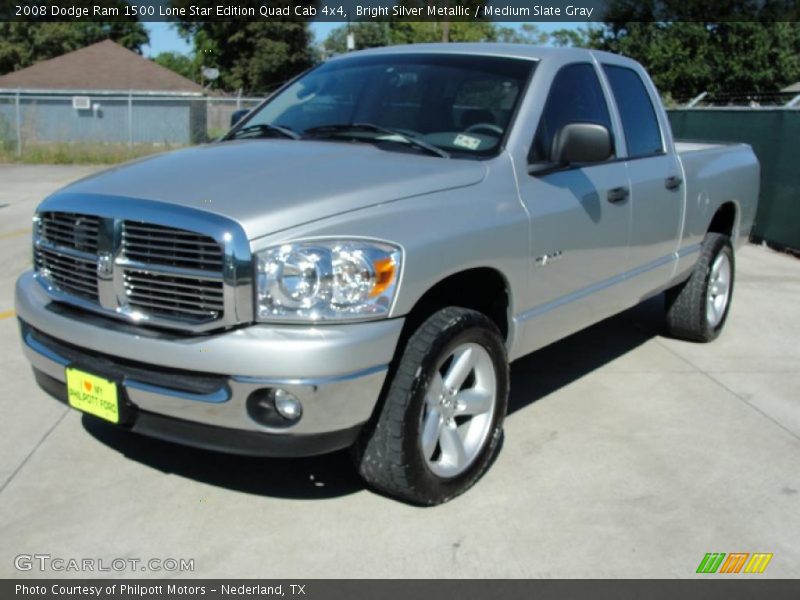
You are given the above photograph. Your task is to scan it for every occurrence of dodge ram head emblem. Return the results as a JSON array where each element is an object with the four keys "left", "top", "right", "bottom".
[
  {"left": 97, "top": 252, "right": 114, "bottom": 280},
  {"left": 72, "top": 216, "right": 96, "bottom": 253}
]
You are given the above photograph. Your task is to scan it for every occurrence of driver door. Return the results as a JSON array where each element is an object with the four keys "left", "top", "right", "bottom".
[{"left": 516, "top": 62, "right": 632, "bottom": 350}]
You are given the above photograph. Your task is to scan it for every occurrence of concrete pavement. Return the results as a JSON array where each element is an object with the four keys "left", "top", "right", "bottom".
[{"left": 0, "top": 164, "right": 798, "bottom": 578}]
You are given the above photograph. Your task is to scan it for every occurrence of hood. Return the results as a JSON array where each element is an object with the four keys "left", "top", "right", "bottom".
[{"left": 59, "top": 140, "right": 487, "bottom": 239}]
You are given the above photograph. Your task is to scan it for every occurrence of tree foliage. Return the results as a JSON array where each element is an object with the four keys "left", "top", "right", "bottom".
[
  {"left": 169, "top": 1, "right": 315, "bottom": 93},
  {"left": 322, "top": 22, "right": 549, "bottom": 55},
  {"left": 153, "top": 52, "right": 196, "bottom": 82},
  {"left": 589, "top": 22, "right": 800, "bottom": 96},
  {"left": 0, "top": 20, "right": 148, "bottom": 75},
  {"left": 549, "top": 27, "right": 592, "bottom": 48},
  {"left": 590, "top": 1, "right": 800, "bottom": 95}
]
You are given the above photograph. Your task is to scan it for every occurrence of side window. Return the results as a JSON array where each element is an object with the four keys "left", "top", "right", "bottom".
[
  {"left": 529, "top": 63, "right": 613, "bottom": 163},
  {"left": 602, "top": 65, "right": 663, "bottom": 158}
]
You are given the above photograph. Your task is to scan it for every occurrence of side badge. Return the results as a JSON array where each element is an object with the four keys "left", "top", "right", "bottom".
[{"left": 535, "top": 250, "right": 563, "bottom": 267}]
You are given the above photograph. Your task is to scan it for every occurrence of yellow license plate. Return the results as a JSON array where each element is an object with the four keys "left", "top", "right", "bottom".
[{"left": 65, "top": 367, "right": 120, "bottom": 424}]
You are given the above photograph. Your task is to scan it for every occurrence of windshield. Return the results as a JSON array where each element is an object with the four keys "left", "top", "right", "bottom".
[{"left": 230, "top": 53, "right": 536, "bottom": 158}]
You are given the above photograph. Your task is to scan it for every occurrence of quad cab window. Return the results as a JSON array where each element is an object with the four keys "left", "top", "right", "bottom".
[{"left": 602, "top": 65, "right": 664, "bottom": 158}]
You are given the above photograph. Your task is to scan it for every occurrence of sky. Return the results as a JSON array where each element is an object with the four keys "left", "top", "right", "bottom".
[{"left": 142, "top": 21, "right": 580, "bottom": 57}]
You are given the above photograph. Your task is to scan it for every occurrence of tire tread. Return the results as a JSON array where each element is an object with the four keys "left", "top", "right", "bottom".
[
  {"left": 665, "top": 233, "right": 733, "bottom": 342},
  {"left": 355, "top": 307, "right": 507, "bottom": 505}
]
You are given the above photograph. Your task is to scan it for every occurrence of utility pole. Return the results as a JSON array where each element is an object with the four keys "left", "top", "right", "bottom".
[
  {"left": 441, "top": 0, "right": 450, "bottom": 42},
  {"left": 346, "top": 20, "right": 355, "bottom": 51},
  {"left": 15, "top": 89, "right": 22, "bottom": 157},
  {"left": 127, "top": 91, "right": 133, "bottom": 150}
]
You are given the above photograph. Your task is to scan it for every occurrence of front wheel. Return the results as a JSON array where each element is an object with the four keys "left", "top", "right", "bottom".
[
  {"left": 354, "top": 307, "right": 509, "bottom": 505},
  {"left": 665, "top": 232, "right": 735, "bottom": 342}
]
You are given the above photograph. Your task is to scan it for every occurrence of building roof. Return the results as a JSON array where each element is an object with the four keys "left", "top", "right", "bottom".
[
  {"left": 0, "top": 40, "right": 204, "bottom": 95},
  {"left": 782, "top": 81, "right": 800, "bottom": 93}
]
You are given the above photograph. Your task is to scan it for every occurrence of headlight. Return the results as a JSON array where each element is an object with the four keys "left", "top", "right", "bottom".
[{"left": 255, "top": 240, "right": 401, "bottom": 322}]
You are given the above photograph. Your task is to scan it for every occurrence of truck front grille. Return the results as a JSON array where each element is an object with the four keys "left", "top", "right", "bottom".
[
  {"left": 39, "top": 212, "right": 100, "bottom": 254},
  {"left": 121, "top": 222, "right": 224, "bottom": 272},
  {"left": 34, "top": 244, "right": 99, "bottom": 301},
  {"left": 123, "top": 270, "right": 225, "bottom": 320},
  {"left": 120, "top": 221, "right": 225, "bottom": 321},
  {"left": 34, "top": 211, "right": 230, "bottom": 330}
]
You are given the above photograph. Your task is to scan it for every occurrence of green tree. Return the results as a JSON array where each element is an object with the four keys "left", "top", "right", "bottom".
[
  {"left": 322, "top": 23, "right": 391, "bottom": 55},
  {"left": 390, "top": 21, "right": 499, "bottom": 44},
  {"left": 153, "top": 52, "right": 196, "bottom": 82},
  {"left": 0, "top": 20, "right": 149, "bottom": 75},
  {"left": 589, "top": 22, "right": 800, "bottom": 96},
  {"left": 323, "top": 22, "right": 549, "bottom": 55},
  {"left": 589, "top": 1, "right": 800, "bottom": 96},
  {"left": 170, "top": 0, "right": 316, "bottom": 93},
  {"left": 495, "top": 23, "right": 549, "bottom": 45},
  {"left": 548, "top": 27, "right": 592, "bottom": 47}
]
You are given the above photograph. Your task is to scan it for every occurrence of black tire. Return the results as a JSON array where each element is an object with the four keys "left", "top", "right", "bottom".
[
  {"left": 665, "top": 233, "right": 735, "bottom": 342},
  {"left": 354, "top": 307, "right": 509, "bottom": 505}
]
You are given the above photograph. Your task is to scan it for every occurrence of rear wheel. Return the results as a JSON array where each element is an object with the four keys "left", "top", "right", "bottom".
[
  {"left": 665, "top": 232, "right": 735, "bottom": 342},
  {"left": 354, "top": 307, "right": 509, "bottom": 505}
]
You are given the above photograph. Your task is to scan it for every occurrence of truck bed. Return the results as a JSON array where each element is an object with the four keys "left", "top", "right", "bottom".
[
  {"left": 675, "top": 140, "right": 733, "bottom": 153},
  {"left": 674, "top": 139, "right": 759, "bottom": 248}
]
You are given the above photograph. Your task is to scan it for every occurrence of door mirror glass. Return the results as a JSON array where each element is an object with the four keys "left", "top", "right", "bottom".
[{"left": 230, "top": 109, "right": 250, "bottom": 128}]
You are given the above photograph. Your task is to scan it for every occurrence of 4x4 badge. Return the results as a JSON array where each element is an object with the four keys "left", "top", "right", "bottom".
[{"left": 535, "top": 250, "right": 563, "bottom": 266}]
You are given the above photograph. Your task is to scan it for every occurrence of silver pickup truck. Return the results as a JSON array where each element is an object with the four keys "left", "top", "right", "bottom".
[{"left": 16, "top": 44, "right": 759, "bottom": 505}]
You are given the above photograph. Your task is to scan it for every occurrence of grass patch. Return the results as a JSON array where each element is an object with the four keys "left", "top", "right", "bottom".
[
  {"left": 0, "top": 142, "right": 182, "bottom": 165},
  {"left": 207, "top": 128, "right": 228, "bottom": 141}
]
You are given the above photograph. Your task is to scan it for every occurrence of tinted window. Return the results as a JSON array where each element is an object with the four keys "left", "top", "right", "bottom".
[
  {"left": 239, "top": 54, "right": 534, "bottom": 157},
  {"left": 453, "top": 77, "right": 520, "bottom": 132},
  {"left": 530, "top": 63, "right": 612, "bottom": 163},
  {"left": 602, "top": 65, "right": 663, "bottom": 158}
]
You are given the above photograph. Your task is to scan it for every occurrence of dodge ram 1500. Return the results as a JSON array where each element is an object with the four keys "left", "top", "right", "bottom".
[{"left": 16, "top": 45, "right": 759, "bottom": 504}]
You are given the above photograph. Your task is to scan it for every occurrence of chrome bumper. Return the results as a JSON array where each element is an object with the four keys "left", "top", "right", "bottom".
[{"left": 16, "top": 271, "right": 403, "bottom": 439}]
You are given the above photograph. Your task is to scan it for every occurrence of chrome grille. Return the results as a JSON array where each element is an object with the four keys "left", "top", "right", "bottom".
[
  {"left": 34, "top": 245, "right": 99, "bottom": 301},
  {"left": 33, "top": 211, "right": 234, "bottom": 330},
  {"left": 120, "top": 221, "right": 225, "bottom": 322},
  {"left": 123, "top": 270, "right": 224, "bottom": 320},
  {"left": 122, "top": 222, "right": 223, "bottom": 272},
  {"left": 39, "top": 212, "right": 100, "bottom": 254}
]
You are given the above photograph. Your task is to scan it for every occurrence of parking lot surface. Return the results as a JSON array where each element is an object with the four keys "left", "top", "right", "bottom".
[{"left": 0, "top": 164, "right": 798, "bottom": 578}]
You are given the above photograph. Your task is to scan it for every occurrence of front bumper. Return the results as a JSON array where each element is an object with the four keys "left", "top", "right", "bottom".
[{"left": 16, "top": 271, "right": 405, "bottom": 456}]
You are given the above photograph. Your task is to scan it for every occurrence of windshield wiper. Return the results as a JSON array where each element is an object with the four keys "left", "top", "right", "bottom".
[
  {"left": 304, "top": 123, "right": 450, "bottom": 159},
  {"left": 227, "top": 123, "right": 300, "bottom": 141}
]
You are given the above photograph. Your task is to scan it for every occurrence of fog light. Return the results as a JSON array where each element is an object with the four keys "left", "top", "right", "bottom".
[
  {"left": 273, "top": 388, "right": 302, "bottom": 421},
  {"left": 246, "top": 388, "right": 303, "bottom": 428}
]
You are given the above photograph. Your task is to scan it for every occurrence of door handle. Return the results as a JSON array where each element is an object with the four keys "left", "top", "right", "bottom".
[
  {"left": 665, "top": 175, "right": 683, "bottom": 190},
  {"left": 607, "top": 186, "right": 630, "bottom": 204}
]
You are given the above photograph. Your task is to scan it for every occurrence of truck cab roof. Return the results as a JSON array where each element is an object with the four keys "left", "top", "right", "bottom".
[{"left": 330, "top": 43, "right": 641, "bottom": 69}]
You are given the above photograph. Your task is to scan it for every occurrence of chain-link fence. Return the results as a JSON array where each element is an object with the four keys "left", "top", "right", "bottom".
[
  {"left": 671, "top": 91, "right": 800, "bottom": 108},
  {"left": 0, "top": 93, "right": 264, "bottom": 156},
  {"left": 2, "top": 89, "right": 797, "bottom": 252}
]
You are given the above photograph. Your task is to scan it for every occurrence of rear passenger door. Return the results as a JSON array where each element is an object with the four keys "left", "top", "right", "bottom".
[{"left": 601, "top": 64, "right": 684, "bottom": 296}]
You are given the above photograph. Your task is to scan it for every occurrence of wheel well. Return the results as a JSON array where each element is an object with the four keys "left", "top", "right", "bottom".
[
  {"left": 708, "top": 202, "right": 737, "bottom": 238},
  {"left": 359, "top": 267, "right": 511, "bottom": 431},
  {"left": 402, "top": 268, "right": 510, "bottom": 342}
]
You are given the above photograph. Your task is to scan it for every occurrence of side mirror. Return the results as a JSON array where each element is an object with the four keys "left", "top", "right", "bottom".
[
  {"left": 551, "top": 122, "right": 613, "bottom": 165},
  {"left": 230, "top": 109, "right": 250, "bottom": 128}
]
